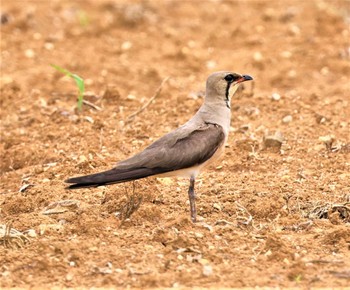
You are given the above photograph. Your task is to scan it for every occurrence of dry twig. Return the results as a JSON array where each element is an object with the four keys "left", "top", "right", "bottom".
[
  {"left": 0, "top": 223, "right": 30, "bottom": 248},
  {"left": 215, "top": 219, "right": 235, "bottom": 226},
  {"left": 42, "top": 200, "right": 80, "bottom": 215},
  {"left": 126, "top": 77, "right": 169, "bottom": 124},
  {"left": 117, "top": 182, "right": 143, "bottom": 227},
  {"left": 282, "top": 220, "right": 313, "bottom": 231},
  {"left": 308, "top": 202, "right": 350, "bottom": 222},
  {"left": 50, "top": 92, "right": 102, "bottom": 111},
  {"left": 235, "top": 201, "right": 253, "bottom": 226},
  {"left": 82, "top": 99, "right": 102, "bottom": 111}
]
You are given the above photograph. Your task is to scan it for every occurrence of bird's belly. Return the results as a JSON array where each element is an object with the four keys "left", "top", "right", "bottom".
[{"left": 157, "top": 166, "right": 201, "bottom": 178}]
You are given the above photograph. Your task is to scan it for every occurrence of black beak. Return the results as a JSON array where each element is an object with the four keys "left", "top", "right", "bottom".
[
  {"left": 243, "top": 75, "right": 253, "bottom": 81},
  {"left": 237, "top": 74, "right": 253, "bottom": 83}
]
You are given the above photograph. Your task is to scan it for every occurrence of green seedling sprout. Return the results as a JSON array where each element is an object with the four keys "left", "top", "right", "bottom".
[
  {"left": 77, "top": 10, "right": 89, "bottom": 27},
  {"left": 51, "top": 64, "right": 85, "bottom": 111}
]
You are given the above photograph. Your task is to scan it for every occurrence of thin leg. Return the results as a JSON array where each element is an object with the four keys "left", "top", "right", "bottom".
[{"left": 188, "top": 175, "right": 196, "bottom": 222}]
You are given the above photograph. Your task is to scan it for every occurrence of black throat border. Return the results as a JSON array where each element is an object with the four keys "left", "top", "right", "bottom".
[{"left": 225, "top": 82, "right": 232, "bottom": 109}]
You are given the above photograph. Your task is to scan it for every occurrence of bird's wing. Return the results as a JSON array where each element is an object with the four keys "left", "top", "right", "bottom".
[
  {"left": 120, "top": 122, "right": 225, "bottom": 170},
  {"left": 66, "top": 123, "right": 225, "bottom": 188}
]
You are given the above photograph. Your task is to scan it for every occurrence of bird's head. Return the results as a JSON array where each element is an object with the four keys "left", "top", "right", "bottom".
[{"left": 206, "top": 71, "right": 253, "bottom": 108}]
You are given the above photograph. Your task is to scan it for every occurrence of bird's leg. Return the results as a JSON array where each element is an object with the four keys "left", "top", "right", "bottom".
[{"left": 188, "top": 175, "right": 197, "bottom": 222}]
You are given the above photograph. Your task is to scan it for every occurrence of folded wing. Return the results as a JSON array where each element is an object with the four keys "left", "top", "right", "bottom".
[{"left": 66, "top": 123, "right": 225, "bottom": 189}]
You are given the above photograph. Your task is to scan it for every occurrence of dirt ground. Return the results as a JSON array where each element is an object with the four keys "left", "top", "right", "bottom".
[{"left": 1, "top": 0, "right": 350, "bottom": 288}]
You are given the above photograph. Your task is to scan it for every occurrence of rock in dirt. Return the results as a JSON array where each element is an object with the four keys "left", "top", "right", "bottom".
[
  {"left": 271, "top": 93, "right": 281, "bottom": 101},
  {"left": 24, "top": 49, "right": 35, "bottom": 58},
  {"left": 282, "top": 115, "right": 293, "bottom": 123},
  {"left": 202, "top": 264, "right": 213, "bottom": 276},
  {"left": 102, "top": 84, "right": 121, "bottom": 101},
  {"left": 263, "top": 131, "right": 284, "bottom": 150},
  {"left": 319, "top": 135, "right": 335, "bottom": 150},
  {"left": 1, "top": 13, "right": 9, "bottom": 25},
  {"left": 24, "top": 229, "right": 37, "bottom": 238}
]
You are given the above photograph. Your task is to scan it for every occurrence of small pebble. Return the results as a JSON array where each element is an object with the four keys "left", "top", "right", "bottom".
[
  {"left": 1, "top": 76, "right": 13, "bottom": 85},
  {"left": 24, "top": 49, "right": 35, "bottom": 58},
  {"left": 85, "top": 78, "right": 94, "bottom": 85},
  {"left": 195, "top": 232, "right": 204, "bottom": 238},
  {"left": 187, "top": 40, "right": 196, "bottom": 48},
  {"left": 84, "top": 116, "right": 94, "bottom": 123},
  {"left": 69, "top": 114, "right": 79, "bottom": 123},
  {"left": 320, "top": 66, "right": 329, "bottom": 75},
  {"left": 319, "top": 135, "right": 335, "bottom": 150},
  {"left": 288, "top": 24, "right": 300, "bottom": 36},
  {"left": 66, "top": 273, "right": 73, "bottom": 281},
  {"left": 33, "top": 32, "right": 42, "bottom": 40},
  {"left": 339, "top": 173, "right": 350, "bottom": 180},
  {"left": 283, "top": 258, "right": 290, "bottom": 265},
  {"left": 271, "top": 93, "right": 281, "bottom": 101},
  {"left": 121, "top": 41, "right": 132, "bottom": 51},
  {"left": 206, "top": 60, "right": 217, "bottom": 69},
  {"left": 265, "top": 250, "right": 272, "bottom": 256},
  {"left": 253, "top": 51, "right": 263, "bottom": 63},
  {"left": 280, "top": 51, "right": 292, "bottom": 58},
  {"left": 127, "top": 94, "right": 136, "bottom": 100},
  {"left": 213, "top": 203, "right": 221, "bottom": 211},
  {"left": 202, "top": 265, "right": 213, "bottom": 276},
  {"left": 199, "top": 258, "right": 209, "bottom": 265},
  {"left": 263, "top": 131, "right": 284, "bottom": 149},
  {"left": 181, "top": 46, "right": 190, "bottom": 54},
  {"left": 263, "top": 8, "right": 276, "bottom": 21},
  {"left": 287, "top": 69, "right": 297, "bottom": 78},
  {"left": 79, "top": 155, "right": 88, "bottom": 163},
  {"left": 25, "top": 229, "right": 37, "bottom": 237},
  {"left": 282, "top": 115, "right": 293, "bottom": 123},
  {"left": 44, "top": 42, "right": 54, "bottom": 50},
  {"left": 1, "top": 13, "right": 9, "bottom": 24}
]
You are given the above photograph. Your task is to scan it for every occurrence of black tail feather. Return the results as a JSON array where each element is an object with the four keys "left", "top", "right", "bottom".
[{"left": 65, "top": 167, "right": 165, "bottom": 189}]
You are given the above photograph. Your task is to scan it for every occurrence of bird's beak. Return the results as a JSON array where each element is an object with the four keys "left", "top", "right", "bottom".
[{"left": 236, "top": 74, "right": 253, "bottom": 83}]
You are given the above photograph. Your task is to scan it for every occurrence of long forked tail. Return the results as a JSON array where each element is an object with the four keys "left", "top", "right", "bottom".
[{"left": 65, "top": 167, "right": 164, "bottom": 189}]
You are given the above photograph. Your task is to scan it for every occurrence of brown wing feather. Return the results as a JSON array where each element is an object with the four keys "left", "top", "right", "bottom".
[
  {"left": 66, "top": 123, "right": 225, "bottom": 189},
  {"left": 147, "top": 123, "right": 225, "bottom": 170}
]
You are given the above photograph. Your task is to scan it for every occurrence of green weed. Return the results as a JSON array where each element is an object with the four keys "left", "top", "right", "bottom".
[
  {"left": 77, "top": 10, "right": 89, "bottom": 27},
  {"left": 51, "top": 64, "right": 85, "bottom": 111}
]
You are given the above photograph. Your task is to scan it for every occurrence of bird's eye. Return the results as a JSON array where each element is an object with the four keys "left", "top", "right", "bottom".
[{"left": 224, "top": 74, "right": 234, "bottom": 82}]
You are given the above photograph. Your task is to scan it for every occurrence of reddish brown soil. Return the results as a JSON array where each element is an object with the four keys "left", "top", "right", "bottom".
[{"left": 1, "top": 0, "right": 350, "bottom": 288}]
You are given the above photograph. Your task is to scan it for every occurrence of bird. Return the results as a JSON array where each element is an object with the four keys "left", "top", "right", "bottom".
[{"left": 66, "top": 71, "right": 253, "bottom": 222}]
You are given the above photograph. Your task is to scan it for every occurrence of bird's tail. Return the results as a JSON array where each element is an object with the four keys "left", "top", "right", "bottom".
[{"left": 65, "top": 167, "right": 163, "bottom": 189}]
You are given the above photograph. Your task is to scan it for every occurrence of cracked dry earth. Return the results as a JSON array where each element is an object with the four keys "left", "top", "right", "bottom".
[{"left": 1, "top": 0, "right": 350, "bottom": 289}]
